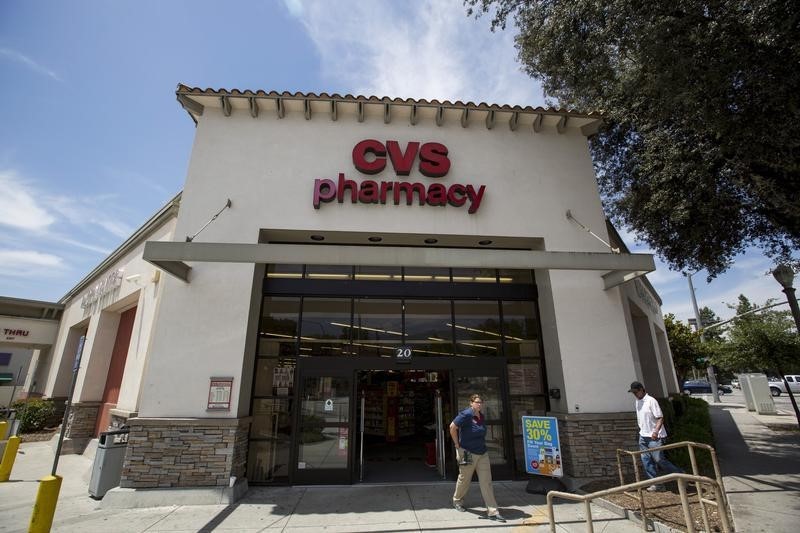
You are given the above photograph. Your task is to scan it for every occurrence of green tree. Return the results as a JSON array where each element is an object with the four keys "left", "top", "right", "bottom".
[
  {"left": 466, "top": 0, "right": 799, "bottom": 277},
  {"left": 663, "top": 314, "right": 709, "bottom": 385},
  {"left": 713, "top": 295, "right": 800, "bottom": 374}
]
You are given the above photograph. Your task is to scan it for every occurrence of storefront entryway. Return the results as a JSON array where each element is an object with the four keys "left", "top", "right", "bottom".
[{"left": 357, "top": 369, "right": 452, "bottom": 483}]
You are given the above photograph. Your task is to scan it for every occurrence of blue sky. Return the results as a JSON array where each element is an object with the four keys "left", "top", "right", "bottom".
[{"left": 0, "top": 0, "right": 790, "bottom": 323}]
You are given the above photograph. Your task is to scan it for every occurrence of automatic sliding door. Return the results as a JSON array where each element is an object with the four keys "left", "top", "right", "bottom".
[
  {"left": 294, "top": 370, "right": 353, "bottom": 484},
  {"left": 453, "top": 364, "right": 512, "bottom": 479}
]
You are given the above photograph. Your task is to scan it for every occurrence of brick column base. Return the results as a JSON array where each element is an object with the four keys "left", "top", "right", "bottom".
[
  {"left": 552, "top": 412, "right": 638, "bottom": 479},
  {"left": 55, "top": 401, "right": 101, "bottom": 454},
  {"left": 121, "top": 417, "right": 252, "bottom": 489}
]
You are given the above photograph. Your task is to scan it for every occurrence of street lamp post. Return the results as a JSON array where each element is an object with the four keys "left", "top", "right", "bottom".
[
  {"left": 772, "top": 265, "right": 800, "bottom": 333},
  {"left": 686, "top": 272, "right": 720, "bottom": 403},
  {"left": 771, "top": 264, "right": 800, "bottom": 430}
]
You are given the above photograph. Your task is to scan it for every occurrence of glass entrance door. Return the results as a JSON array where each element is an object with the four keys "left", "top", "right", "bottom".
[
  {"left": 293, "top": 368, "right": 353, "bottom": 484},
  {"left": 453, "top": 361, "right": 512, "bottom": 479}
]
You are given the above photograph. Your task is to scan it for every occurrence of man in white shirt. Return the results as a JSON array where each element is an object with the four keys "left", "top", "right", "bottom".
[{"left": 629, "top": 381, "right": 683, "bottom": 491}]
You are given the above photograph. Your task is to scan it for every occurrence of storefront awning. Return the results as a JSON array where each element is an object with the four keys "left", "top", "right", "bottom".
[{"left": 143, "top": 241, "right": 654, "bottom": 290}]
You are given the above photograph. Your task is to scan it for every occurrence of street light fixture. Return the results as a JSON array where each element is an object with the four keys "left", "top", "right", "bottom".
[
  {"left": 771, "top": 263, "right": 800, "bottom": 430},
  {"left": 772, "top": 264, "right": 800, "bottom": 333}
]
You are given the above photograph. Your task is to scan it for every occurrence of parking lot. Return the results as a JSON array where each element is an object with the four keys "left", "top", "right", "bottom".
[{"left": 693, "top": 388, "right": 798, "bottom": 415}]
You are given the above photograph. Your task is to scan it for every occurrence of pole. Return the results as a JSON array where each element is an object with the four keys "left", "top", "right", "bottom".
[
  {"left": 686, "top": 273, "right": 720, "bottom": 403},
  {"left": 779, "top": 285, "right": 800, "bottom": 429},
  {"left": 781, "top": 286, "right": 800, "bottom": 334},
  {"left": 51, "top": 335, "right": 86, "bottom": 476}
]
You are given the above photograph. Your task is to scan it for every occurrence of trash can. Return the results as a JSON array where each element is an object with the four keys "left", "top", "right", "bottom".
[{"left": 88, "top": 428, "right": 129, "bottom": 499}]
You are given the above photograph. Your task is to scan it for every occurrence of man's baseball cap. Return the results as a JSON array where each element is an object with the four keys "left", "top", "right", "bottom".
[{"left": 628, "top": 381, "right": 644, "bottom": 392}]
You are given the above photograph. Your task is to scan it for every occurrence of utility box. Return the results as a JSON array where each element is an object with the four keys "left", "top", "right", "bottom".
[
  {"left": 741, "top": 374, "right": 777, "bottom": 415},
  {"left": 88, "top": 429, "right": 129, "bottom": 499},
  {"left": 740, "top": 373, "right": 757, "bottom": 411}
]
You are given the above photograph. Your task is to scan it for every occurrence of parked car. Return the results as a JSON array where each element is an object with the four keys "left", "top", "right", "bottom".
[
  {"left": 682, "top": 380, "right": 712, "bottom": 394},
  {"left": 681, "top": 380, "right": 731, "bottom": 395},
  {"left": 768, "top": 375, "right": 800, "bottom": 397},
  {"left": 731, "top": 378, "right": 740, "bottom": 389}
]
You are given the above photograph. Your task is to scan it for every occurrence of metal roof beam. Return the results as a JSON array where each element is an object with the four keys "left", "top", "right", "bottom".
[
  {"left": 276, "top": 98, "right": 285, "bottom": 119},
  {"left": 330, "top": 100, "right": 338, "bottom": 121},
  {"left": 304, "top": 98, "right": 312, "bottom": 120},
  {"left": 249, "top": 97, "right": 259, "bottom": 118},
  {"left": 384, "top": 103, "right": 391, "bottom": 124},
  {"left": 435, "top": 106, "right": 444, "bottom": 127},
  {"left": 485, "top": 110, "right": 495, "bottom": 130},
  {"left": 509, "top": 112, "right": 519, "bottom": 131},
  {"left": 461, "top": 108, "right": 469, "bottom": 128},
  {"left": 556, "top": 115, "right": 567, "bottom": 134}
]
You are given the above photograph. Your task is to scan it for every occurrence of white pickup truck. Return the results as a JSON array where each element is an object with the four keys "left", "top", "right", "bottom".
[{"left": 768, "top": 375, "right": 800, "bottom": 396}]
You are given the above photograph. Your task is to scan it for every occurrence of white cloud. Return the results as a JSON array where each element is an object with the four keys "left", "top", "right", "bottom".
[
  {"left": 281, "top": 0, "right": 304, "bottom": 17},
  {"left": 0, "top": 47, "right": 62, "bottom": 81},
  {"left": 292, "top": 0, "right": 545, "bottom": 106},
  {"left": 0, "top": 250, "right": 64, "bottom": 276},
  {"left": 0, "top": 170, "right": 57, "bottom": 231}
]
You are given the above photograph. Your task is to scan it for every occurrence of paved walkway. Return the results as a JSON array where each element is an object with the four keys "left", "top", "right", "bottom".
[
  {"left": 0, "top": 441, "right": 639, "bottom": 533},
  {"left": 2, "top": 394, "right": 797, "bottom": 532},
  {"left": 708, "top": 399, "right": 800, "bottom": 533}
]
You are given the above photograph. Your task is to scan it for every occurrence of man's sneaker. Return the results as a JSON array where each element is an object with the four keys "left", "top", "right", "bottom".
[
  {"left": 647, "top": 484, "right": 665, "bottom": 492},
  {"left": 488, "top": 513, "right": 506, "bottom": 522},
  {"left": 453, "top": 502, "right": 466, "bottom": 512}
]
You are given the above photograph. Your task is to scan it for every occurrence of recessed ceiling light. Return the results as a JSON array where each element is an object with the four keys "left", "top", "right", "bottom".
[
  {"left": 479, "top": 240, "right": 493, "bottom": 245},
  {"left": 368, "top": 236, "right": 383, "bottom": 242},
  {"left": 310, "top": 235, "right": 325, "bottom": 241},
  {"left": 424, "top": 238, "right": 438, "bottom": 244}
]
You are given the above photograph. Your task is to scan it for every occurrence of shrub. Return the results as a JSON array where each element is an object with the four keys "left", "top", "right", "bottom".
[
  {"left": 10, "top": 399, "right": 56, "bottom": 433},
  {"left": 662, "top": 397, "right": 716, "bottom": 475}
]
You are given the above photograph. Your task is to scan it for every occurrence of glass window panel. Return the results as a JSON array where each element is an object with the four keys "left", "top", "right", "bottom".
[
  {"left": 507, "top": 362, "right": 544, "bottom": 396},
  {"left": 352, "top": 299, "right": 403, "bottom": 357},
  {"left": 454, "top": 376, "right": 503, "bottom": 421},
  {"left": 498, "top": 269, "right": 533, "bottom": 284},
  {"left": 486, "top": 424, "right": 507, "bottom": 465},
  {"left": 452, "top": 268, "right": 497, "bottom": 283},
  {"left": 298, "top": 377, "right": 350, "bottom": 469},
  {"left": 253, "top": 358, "right": 296, "bottom": 397},
  {"left": 259, "top": 297, "right": 300, "bottom": 356},
  {"left": 503, "top": 341, "right": 540, "bottom": 359},
  {"left": 510, "top": 396, "right": 547, "bottom": 436},
  {"left": 300, "top": 377, "right": 351, "bottom": 423},
  {"left": 305, "top": 265, "right": 352, "bottom": 280},
  {"left": 354, "top": 265, "right": 402, "bottom": 281},
  {"left": 453, "top": 301, "right": 502, "bottom": 357},
  {"left": 299, "top": 298, "right": 351, "bottom": 355},
  {"left": 247, "top": 439, "right": 291, "bottom": 482},
  {"left": 404, "top": 299, "right": 453, "bottom": 356},
  {"left": 403, "top": 267, "right": 451, "bottom": 282},
  {"left": 266, "top": 264, "right": 303, "bottom": 279},
  {"left": 250, "top": 398, "right": 293, "bottom": 439},
  {"left": 502, "top": 301, "right": 540, "bottom": 341}
]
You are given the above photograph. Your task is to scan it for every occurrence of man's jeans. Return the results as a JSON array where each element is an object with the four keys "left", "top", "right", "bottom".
[{"left": 638, "top": 436, "right": 683, "bottom": 480}]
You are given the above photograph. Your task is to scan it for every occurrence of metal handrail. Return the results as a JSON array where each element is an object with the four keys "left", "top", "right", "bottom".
[
  {"left": 616, "top": 440, "right": 729, "bottom": 532},
  {"left": 547, "top": 473, "right": 732, "bottom": 533}
]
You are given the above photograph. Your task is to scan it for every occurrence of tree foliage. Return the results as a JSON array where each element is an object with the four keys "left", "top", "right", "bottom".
[
  {"left": 712, "top": 295, "right": 800, "bottom": 374},
  {"left": 466, "top": 0, "right": 800, "bottom": 277},
  {"left": 663, "top": 313, "right": 709, "bottom": 384}
]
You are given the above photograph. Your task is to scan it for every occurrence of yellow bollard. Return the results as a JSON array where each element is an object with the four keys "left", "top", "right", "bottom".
[
  {"left": 0, "top": 435, "right": 20, "bottom": 481},
  {"left": 0, "top": 420, "right": 8, "bottom": 440},
  {"left": 29, "top": 475, "right": 63, "bottom": 533}
]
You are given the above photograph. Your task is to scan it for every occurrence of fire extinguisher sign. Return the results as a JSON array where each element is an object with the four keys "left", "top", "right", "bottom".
[{"left": 522, "top": 416, "right": 563, "bottom": 478}]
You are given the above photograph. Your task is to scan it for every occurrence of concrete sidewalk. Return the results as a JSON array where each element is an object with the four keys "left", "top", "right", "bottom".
[
  {"left": 708, "top": 399, "right": 800, "bottom": 533},
  {"left": 0, "top": 441, "right": 640, "bottom": 533}
]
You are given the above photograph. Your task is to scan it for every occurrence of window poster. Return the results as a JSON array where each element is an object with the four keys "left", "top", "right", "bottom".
[
  {"left": 522, "top": 416, "right": 563, "bottom": 477},
  {"left": 508, "top": 362, "right": 542, "bottom": 395},
  {"left": 208, "top": 377, "right": 234, "bottom": 410}
]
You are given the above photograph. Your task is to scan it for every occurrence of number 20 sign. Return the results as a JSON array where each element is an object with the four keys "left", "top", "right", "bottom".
[{"left": 395, "top": 346, "right": 412, "bottom": 363}]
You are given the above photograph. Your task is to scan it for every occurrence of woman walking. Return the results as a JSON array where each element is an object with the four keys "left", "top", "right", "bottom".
[{"left": 449, "top": 394, "right": 505, "bottom": 522}]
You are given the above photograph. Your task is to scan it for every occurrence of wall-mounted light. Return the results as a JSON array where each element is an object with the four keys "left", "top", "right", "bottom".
[
  {"left": 125, "top": 274, "right": 141, "bottom": 283},
  {"left": 549, "top": 388, "right": 561, "bottom": 400}
]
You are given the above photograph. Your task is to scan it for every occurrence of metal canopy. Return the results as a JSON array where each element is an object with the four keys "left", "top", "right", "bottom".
[{"left": 143, "top": 241, "right": 654, "bottom": 290}]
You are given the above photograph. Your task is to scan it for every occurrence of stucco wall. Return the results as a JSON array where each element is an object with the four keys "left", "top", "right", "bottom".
[{"left": 139, "top": 104, "right": 643, "bottom": 417}]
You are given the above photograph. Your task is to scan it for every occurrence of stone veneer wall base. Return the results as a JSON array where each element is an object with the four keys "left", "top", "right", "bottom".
[
  {"left": 551, "top": 411, "right": 639, "bottom": 480},
  {"left": 102, "top": 478, "right": 249, "bottom": 508}
]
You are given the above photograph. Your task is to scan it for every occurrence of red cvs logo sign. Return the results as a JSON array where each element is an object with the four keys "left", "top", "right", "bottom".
[{"left": 313, "top": 140, "right": 486, "bottom": 213}]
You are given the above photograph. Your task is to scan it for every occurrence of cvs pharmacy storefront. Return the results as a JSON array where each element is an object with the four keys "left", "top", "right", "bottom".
[{"left": 92, "top": 86, "right": 676, "bottom": 500}]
